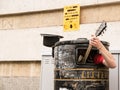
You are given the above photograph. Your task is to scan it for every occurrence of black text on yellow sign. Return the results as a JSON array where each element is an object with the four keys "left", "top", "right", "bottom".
[{"left": 63, "top": 4, "right": 80, "bottom": 31}]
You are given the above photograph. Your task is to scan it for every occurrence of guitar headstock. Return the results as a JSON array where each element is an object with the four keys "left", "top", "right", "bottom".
[{"left": 95, "top": 21, "right": 107, "bottom": 37}]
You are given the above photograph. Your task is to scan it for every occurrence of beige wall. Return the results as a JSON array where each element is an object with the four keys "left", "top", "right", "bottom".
[
  {"left": 0, "top": 61, "right": 40, "bottom": 77},
  {"left": 0, "top": 0, "right": 120, "bottom": 14},
  {"left": 0, "top": 61, "right": 41, "bottom": 90},
  {"left": 0, "top": 3, "right": 120, "bottom": 30},
  {"left": 0, "top": 1, "right": 120, "bottom": 90}
]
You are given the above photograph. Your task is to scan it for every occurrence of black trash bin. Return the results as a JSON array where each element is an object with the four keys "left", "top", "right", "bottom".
[
  {"left": 53, "top": 38, "right": 109, "bottom": 90},
  {"left": 41, "top": 34, "right": 109, "bottom": 90}
]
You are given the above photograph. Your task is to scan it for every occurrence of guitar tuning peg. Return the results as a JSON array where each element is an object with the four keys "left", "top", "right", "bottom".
[
  {"left": 101, "top": 33, "right": 103, "bottom": 36},
  {"left": 102, "top": 31, "right": 104, "bottom": 34}
]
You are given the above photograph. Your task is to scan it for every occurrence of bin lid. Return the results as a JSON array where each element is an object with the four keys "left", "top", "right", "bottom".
[
  {"left": 41, "top": 34, "right": 63, "bottom": 47},
  {"left": 54, "top": 38, "right": 109, "bottom": 46}
]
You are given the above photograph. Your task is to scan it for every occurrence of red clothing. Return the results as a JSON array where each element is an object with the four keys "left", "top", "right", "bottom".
[{"left": 94, "top": 54, "right": 104, "bottom": 64}]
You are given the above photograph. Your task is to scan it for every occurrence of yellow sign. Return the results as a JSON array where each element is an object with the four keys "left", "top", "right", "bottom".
[{"left": 63, "top": 4, "right": 80, "bottom": 31}]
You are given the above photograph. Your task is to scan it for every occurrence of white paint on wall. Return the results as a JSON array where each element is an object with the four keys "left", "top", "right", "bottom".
[
  {"left": 0, "top": 27, "right": 62, "bottom": 61},
  {"left": 0, "top": 29, "right": 42, "bottom": 61},
  {"left": 0, "top": 0, "right": 120, "bottom": 15},
  {"left": 0, "top": 21, "right": 119, "bottom": 61}
]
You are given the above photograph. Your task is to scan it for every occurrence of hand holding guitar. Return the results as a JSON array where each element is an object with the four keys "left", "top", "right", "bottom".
[
  {"left": 90, "top": 35, "right": 104, "bottom": 50},
  {"left": 82, "top": 21, "right": 107, "bottom": 64},
  {"left": 90, "top": 35, "right": 116, "bottom": 68},
  {"left": 82, "top": 21, "right": 116, "bottom": 68}
]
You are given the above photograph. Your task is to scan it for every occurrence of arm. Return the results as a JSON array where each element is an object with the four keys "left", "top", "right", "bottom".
[{"left": 90, "top": 35, "right": 116, "bottom": 68}]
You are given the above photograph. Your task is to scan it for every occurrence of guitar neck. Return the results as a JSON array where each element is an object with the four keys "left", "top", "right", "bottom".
[
  {"left": 82, "top": 44, "right": 92, "bottom": 64},
  {"left": 81, "top": 22, "right": 107, "bottom": 64}
]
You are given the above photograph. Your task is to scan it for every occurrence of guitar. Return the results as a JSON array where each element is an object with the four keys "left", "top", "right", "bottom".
[{"left": 82, "top": 21, "right": 107, "bottom": 64}]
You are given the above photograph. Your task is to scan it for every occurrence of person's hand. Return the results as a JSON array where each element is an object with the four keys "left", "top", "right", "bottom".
[
  {"left": 90, "top": 35, "right": 116, "bottom": 68},
  {"left": 90, "top": 35, "right": 103, "bottom": 50}
]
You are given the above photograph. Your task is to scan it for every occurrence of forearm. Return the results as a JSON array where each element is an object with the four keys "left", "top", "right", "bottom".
[{"left": 98, "top": 45, "right": 116, "bottom": 68}]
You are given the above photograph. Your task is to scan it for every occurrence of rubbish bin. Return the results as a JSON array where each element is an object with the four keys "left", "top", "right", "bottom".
[
  {"left": 53, "top": 38, "right": 109, "bottom": 90},
  {"left": 41, "top": 34, "right": 109, "bottom": 90}
]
